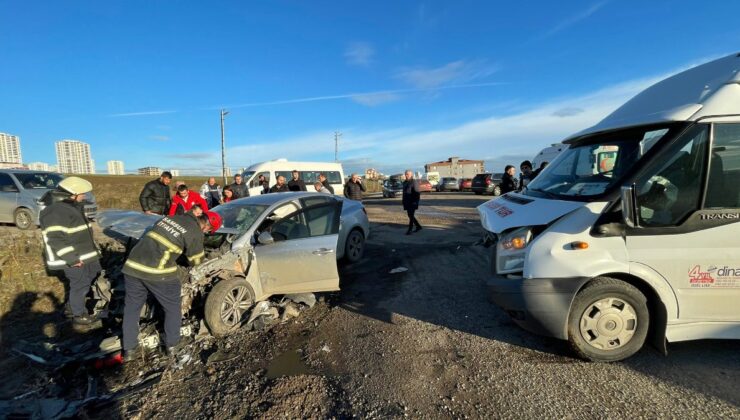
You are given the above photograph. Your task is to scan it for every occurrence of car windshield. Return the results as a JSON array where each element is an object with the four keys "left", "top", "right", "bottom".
[
  {"left": 13, "top": 172, "right": 63, "bottom": 189},
  {"left": 525, "top": 123, "right": 684, "bottom": 199},
  {"left": 211, "top": 202, "right": 269, "bottom": 233}
]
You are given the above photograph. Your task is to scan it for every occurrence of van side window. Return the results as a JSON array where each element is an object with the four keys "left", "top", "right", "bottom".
[
  {"left": 249, "top": 171, "right": 270, "bottom": 188},
  {"left": 705, "top": 124, "right": 740, "bottom": 208},
  {"left": 635, "top": 125, "right": 709, "bottom": 227},
  {"left": 0, "top": 174, "right": 18, "bottom": 192}
]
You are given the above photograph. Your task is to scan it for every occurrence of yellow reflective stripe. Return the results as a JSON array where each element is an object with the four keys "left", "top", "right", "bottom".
[
  {"left": 79, "top": 251, "right": 99, "bottom": 261},
  {"left": 47, "top": 260, "right": 67, "bottom": 267},
  {"left": 187, "top": 251, "right": 204, "bottom": 263},
  {"left": 158, "top": 250, "right": 171, "bottom": 270},
  {"left": 43, "top": 224, "right": 88, "bottom": 234},
  {"left": 146, "top": 231, "right": 183, "bottom": 253},
  {"left": 124, "top": 260, "right": 178, "bottom": 274},
  {"left": 57, "top": 246, "right": 75, "bottom": 257}
]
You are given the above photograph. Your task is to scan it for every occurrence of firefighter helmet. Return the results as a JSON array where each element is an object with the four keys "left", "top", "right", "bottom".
[
  {"left": 58, "top": 177, "right": 93, "bottom": 195},
  {"left": 206, "top": 211, "right": 222, "bottom": 232}
]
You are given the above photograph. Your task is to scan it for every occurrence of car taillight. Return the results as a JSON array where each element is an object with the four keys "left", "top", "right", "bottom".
[{"left": 485, "top": 179, "right": 491, "bottom": 185}]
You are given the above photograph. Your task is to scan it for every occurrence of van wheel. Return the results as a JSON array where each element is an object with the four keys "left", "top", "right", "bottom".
[
  {"left": 14, "top": 208, "right": 34, "bottom": 230},
  {"left": 492, "top": 186, "right": 502, "bottom": 196},
  {"left": 204, "top": 277, "right": 255, "bottom": 337},
  {"left": 567, "top": 277, "right": 649, "bottom": 362},
  {"left": 343, "top": 229, "right": 365, "bottom": 263}
]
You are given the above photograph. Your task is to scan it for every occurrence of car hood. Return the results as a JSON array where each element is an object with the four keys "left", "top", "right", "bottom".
[
  {"left": 96, "top": 210, "right": 164, "bottom": 240},
  {"left": 477, "top": 193, "right": 584, "bottom": 234}
]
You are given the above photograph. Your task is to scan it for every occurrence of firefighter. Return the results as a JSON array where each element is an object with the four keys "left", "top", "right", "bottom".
[
  {"left": 121, "top": 210, "right": 222, "bottom": 361},
  {"left": 39, "top": 177, "right": 101, "bottom": 326}
]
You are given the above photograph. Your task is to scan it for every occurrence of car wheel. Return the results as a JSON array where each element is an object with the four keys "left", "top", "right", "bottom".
[
  {"left": 14, "top": 208, "right": 34, "bottom": 230},
  {"left": 204, "top": 277, "right": 255, "bottom": 337},
  {"left": 567, "top": 277, "right": 649, "bottom": 362},
  {"left": 492, "top": 186, "right": 502, "bottom": 196},
  {"left": 343, "top": 229, "right": 365, "bottom": 263}
]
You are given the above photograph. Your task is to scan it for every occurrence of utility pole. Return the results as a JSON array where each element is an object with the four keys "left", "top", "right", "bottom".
[
  {"left": 334, "top": 131, "right": 342, "bottom": 162},
  {"left": 220, "top": 109, "right": 229, "bottom": 185}
]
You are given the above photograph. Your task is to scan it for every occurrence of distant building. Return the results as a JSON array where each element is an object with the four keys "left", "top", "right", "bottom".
[
  {"left": 169, "top": 169, "right": 180, "bottom": 177},
  {"left": 107, "top": 160, "right": 125, "bottom": 175},
  {"left": 0, "top": 162, "right": 26, "bottom": 169},
  {"left": 56, "top": 140, "right": 95, "bottom": 174},
  {"left": 424, "top": 157, "right": 484, "bottom": 179},
  {"left": 27, "top": 162, "right": 51, "bottom": 171},
  {"left": 365, "top": 168, "right": 379, "bottom": 180},
  {"left": 0, "top": 133, "right": 22, "bottom": 164},
  {"left": 138, "top": 167, "right": 162, "bottom": 176}
]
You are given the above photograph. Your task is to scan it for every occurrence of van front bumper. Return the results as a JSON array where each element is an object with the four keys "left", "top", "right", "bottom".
[{"left": 488, "top": 274, "right": 590, "bottom": 340}]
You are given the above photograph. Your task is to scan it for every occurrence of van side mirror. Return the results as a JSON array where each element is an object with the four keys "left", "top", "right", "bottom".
[
  {"left": 257, "top": 231, "right": 274, "bottom": 245},
  {"left": 620, "top": 185, "right": 638, "bottom": 228}
]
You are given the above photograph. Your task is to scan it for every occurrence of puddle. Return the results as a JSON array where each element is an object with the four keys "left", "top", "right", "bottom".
[{"left": 265, "top": 347, "right": 312, "bottom": 379}]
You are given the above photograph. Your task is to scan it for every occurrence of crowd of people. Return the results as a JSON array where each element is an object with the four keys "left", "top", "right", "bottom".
[{"left": 500, "top": 160, "right": 548, "bottom": 195}]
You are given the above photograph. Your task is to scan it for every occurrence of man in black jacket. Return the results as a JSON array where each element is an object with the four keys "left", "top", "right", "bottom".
[
  {"left": 318, "top": 173, "right": 334, "bottom": 194},
  {"left": 139, "top": 172, "right": 172, "bottom": 215},
  {"left": 39, "top": 177, "right": 101, "bottom": 326},
  {"left": 343, "top": 173, "right": 365, "bottom": 201},
  {"left": 121, "top": 211, "right": 221, "bottom": 361},
  {"left": 287, "top": 170, "right": 307, "bottom": 191},
  {"left": 501, "top": 165, "right": 519, "bottom": 194},
  {"left": 269, "top": 175, "right": 290, "bottom": 193},
  {"left": 229, "top": 174, "right": 249, "bottom": 199},
  {"left": 402, "top": 170, "right": 422, "bottom": 235}
]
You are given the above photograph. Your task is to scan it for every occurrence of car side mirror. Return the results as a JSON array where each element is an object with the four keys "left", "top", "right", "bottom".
[
  {"left": 621, "top": 185, "right": 639, "bottom": 228},
  {"left": 257, "top": 231, "right": 274, "bottom": 245}
]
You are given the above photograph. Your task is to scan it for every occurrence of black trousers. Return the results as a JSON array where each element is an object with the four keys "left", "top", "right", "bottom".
[
  {"left": 62, "top": 260, "right": 101, "bottom": 317},
  {"left": 406, "top": 208, "right": 421, "bottom": 231},
  {"left": 122, "top": 274, "right": 182, "bottom": 351}
]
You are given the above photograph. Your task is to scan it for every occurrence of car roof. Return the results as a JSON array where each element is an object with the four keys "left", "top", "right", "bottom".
[{"left": 225, "top": 191, "right": 335, "bottom": 206}]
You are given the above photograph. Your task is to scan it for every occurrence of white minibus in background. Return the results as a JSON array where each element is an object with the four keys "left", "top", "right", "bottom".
[{"left": 241, "top": 159, "right": 345, "bottom": 196}]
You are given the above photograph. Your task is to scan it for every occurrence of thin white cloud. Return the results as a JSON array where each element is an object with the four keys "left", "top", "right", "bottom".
[
  {"left": 395, "top": 60, "right": 499, "bottom": 89},
  {"left": 108, "top": 110, "right": 177, "bottom": 117},
  {"left": 542, "top": 1, "right": 609, "bottom": 38},
  {"left": 350, "top": 92, "right": 402, "bottom": 106},
  {"left": 345, "top": 42, "right": 375, "bottom": 66}
]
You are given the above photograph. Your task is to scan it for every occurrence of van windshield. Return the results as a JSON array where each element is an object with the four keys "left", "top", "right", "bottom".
[{"left": 525, "top": 123, "right": 685, "bottom": 199}]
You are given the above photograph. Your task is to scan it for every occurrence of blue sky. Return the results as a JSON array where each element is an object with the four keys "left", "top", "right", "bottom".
[{"left": 1, "top": 1, "right": 739, "bottom": 176}]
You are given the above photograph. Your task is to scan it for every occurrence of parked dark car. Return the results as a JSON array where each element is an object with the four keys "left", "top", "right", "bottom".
[
  {"left": 459, "top": 178, "right": 472, "bottom": 191},
  {"left": 471, "top": 173, "right": 505, "bottom": 196},
  {"left": 436, "top": 177, "right": 460, "bottom": 192},
  {"left": 382, "top": 180, "right": 404, "bottom": 198},
  {"left": 418, "top": 179, "right": 433, "bottom": 193}
]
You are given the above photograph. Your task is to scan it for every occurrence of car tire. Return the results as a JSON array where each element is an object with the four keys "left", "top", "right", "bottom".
[
  {"left": 343, "top": 229, "right": 365, "bottom": 263},
  {"left": 14, "top": 208, "right": 35, "bottom": 230},
  {"left": 204, "top": 277, "right": 255, "bottom": 337},
  {"left": 492, "top": 186, "right": 502, "bottom": 196},
  {"left": 474, "top": 191, "right": 482, "bottom": 195},
  {"left": 567, "top": 277, "right": 649, "bottom": 362}
]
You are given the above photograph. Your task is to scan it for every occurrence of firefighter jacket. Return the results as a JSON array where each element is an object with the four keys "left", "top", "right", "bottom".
[
  {"left": 168, "top": 190, "right": 209, "bottom": 216},
  {"left": 139, "top": 179, "right": 172, "bottom": 215},
  {"left": 122, "top": 213, "right": 205, "bottom": 282},
  {"left": 39, "top": 200, "right": 100, "bottom": 269}
]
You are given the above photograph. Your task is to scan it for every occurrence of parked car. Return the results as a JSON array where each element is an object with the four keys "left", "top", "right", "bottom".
[
  {"left": 436, "top": 177, "right": 459, "bottom": 192},
  {"left": 382, "top": 180, "right": 404, "bottom": 198},
  {"left": 0, "top": 169, "right": 97, "bottom": 229},
  {"left": 459, "top": 178, "right": 473, "bottom": 191},
  {"left": 98, "top": 192, "right": 370, "bottom": 336},
  {"left": 471, "top": 173, "right": 505, "bottom": 196},
  {"left": 418, "top": 179, "right": 433, "bottom": 193}
]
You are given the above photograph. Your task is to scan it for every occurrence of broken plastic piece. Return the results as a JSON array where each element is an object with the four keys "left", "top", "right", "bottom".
[
  {"left": 284, "top": 293, "right": 316, "bottom": 308},
  {"left": 389, "top": 266, "right": 408, "bottom": 274}
]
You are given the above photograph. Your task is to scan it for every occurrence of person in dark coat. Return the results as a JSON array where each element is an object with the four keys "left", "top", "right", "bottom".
[
  {"left": 269, "top": 175, "right": 290, "bottom": 193},
  {"left": 318, "top": 173, "right": 334, "bottom": 194},
  {"left": 518, "top": 160, "right": 534, "bottom": 191},
  {"left": 229, "top": 174, "right": 249, "bottom": 199},
  {"left": 287, "top": 170, "right": 307, "bottom": 191},
  {"left": 343, "top": 173, "right": 365, "bottom": 201},
  {"left": 139, "top": 171, "right": 172, "bottom": 215},
  {"left": 501, "top": 165, "right": 519, "bottom": 194},
  {"left": 199, "top": 177, "right": 222, "bottom": 208},
  {"left": 402, "top": 170, "right": 422, "bottom": 235},
  {"left": 258, "top": 174, "right": 270, "bottom": 194}
]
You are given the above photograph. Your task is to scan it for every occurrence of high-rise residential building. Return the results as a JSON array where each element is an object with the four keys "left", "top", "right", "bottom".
[
  {"left": 107, "top": 160, "right": 125, "bottom": 175},
  {"left": 56, "top": 140, "right": 95, "bottom": 174},
  {"left": 169, "top": 169, "right": 180, "bottom": 177},
  {"left": 0, "top": 133, "right": 22, "bottom": 164},
  {"left": 137, "top": 167, "right": 162, "bottom": 176},
  {"left": 27, "top": 162, "right": 51, "bottom": 171}
]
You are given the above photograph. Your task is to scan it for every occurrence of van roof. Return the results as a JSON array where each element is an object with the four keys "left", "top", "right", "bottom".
[
  {"left": 245, "top": 160, "right": 344, "bottom": 171},
  {"left": 568, "top": 53, "right": 740, "bottom": 140}
]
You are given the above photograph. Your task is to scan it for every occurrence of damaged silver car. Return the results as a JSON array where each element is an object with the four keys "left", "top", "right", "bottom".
[{"left": 97, "top": 192, "right": 370, "bottom": 337}]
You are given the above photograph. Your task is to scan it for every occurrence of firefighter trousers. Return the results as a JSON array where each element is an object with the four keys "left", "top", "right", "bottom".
[
  {"left": 122, "top": 274, "right": 182, "bottom": 351},
  {"left": 62, "top": 261, "right": 101, "bottom": 317}
]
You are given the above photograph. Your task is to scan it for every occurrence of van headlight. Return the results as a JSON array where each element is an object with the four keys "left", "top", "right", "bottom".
[{"left": 496, "top": 227, "right": 532, "bottom": 274}]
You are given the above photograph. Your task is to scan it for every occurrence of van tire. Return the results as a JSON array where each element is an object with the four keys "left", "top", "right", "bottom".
[
  {"left": 204, "top": 277, "right": 255, "bottom": 337},
  {"left": 14, "top": 208, "right": 35, "bottom": 230},
  {"left": 567, "top": 277, "right": 649, "bottom": 362}
]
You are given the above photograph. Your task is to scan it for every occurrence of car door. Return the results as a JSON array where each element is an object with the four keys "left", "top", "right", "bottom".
[
  {"left": 253, "top": 199, "right": 343, "bottom": 295},
  {"left": 626, "top": 123, "right": 740, "bottom": 324},
  {"left": 0, "top": 173, "right": 19, "bottom": 223}
]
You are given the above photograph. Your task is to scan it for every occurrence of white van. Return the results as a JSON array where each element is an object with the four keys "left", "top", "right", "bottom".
[
  {"left": 532, "top": 143, "right": 566, "bottom": 170},
  {"left": 478, "top": 53, "right": 740, "bottom": 362},
  {"left": 241, "top": 159, "right": 345, "bottom": 197}
]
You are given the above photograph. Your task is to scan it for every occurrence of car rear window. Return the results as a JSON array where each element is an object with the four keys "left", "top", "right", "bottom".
[{"left": 473, "top": 174, "right": 490, "bottom": 181}]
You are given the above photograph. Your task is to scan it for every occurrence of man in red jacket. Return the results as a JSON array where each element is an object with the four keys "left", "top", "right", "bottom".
[{"left": 169, "top": 184, "right": 209, "bottom": 216}]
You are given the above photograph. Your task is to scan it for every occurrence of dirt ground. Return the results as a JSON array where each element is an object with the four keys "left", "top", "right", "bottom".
[{"left": 1, "top": 192, "right": 739, "bottom": 418}]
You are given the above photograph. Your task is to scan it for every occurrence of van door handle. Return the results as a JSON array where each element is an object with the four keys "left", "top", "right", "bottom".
[{"left": 313, "top": 248, "right": 334, "bottom": 255}]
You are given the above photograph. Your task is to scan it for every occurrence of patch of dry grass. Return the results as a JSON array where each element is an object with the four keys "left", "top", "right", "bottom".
[{"left": 83, "top": 174, "right": 216, "bottom": 210}]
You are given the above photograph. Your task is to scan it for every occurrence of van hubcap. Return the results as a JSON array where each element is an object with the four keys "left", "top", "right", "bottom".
[{"left": 579, "top": 297, "right": 637, "bottom": 350}]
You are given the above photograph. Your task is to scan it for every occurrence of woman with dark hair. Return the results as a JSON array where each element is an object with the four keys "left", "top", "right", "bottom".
[
  {"left": 222, "top": 185, "right": 235, "bottom": 203},
  {"left": 501, "top": 165, "right": 519, "bottom": 194}
]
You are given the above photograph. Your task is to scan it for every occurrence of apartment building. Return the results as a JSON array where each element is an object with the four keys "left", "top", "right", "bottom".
[
  {"left": 56, "top": 140, "right": 95, "bottom": 174},
  {"left": 137, "top": 167, "right": 162, "bottom": 176},
  {"left": 0, "top": 132, "right": 22, "bottom": 164},
  {"left": 107, "top": 160, "right": 125, "bottom": 175}
]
